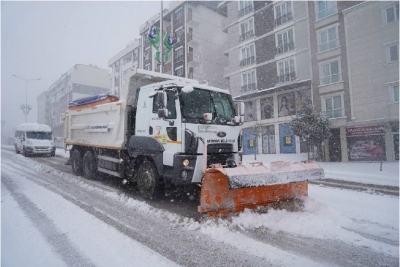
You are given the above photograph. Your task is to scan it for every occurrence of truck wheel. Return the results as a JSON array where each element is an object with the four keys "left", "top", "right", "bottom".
[
  {"left": 83, "top": 151, "right": 97, "bottom": 180},
  {"left": 71, "top": 149, "right": 83, "bottom": 176},
  {"left": 137, "top": 161, "right": 162, "bottom": 200},
  {"left": 15, "top": 145, "right": 20, "bottom": 154}
]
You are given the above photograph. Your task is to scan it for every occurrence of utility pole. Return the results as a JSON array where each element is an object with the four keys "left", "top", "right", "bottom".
[{"left": 12, "top": 74, "right": 41, "bottom": 122}]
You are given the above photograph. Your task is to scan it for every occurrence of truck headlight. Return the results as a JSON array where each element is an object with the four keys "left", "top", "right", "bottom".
[{"left": 183, "top": 159, "right": 190, "bottom": 167}]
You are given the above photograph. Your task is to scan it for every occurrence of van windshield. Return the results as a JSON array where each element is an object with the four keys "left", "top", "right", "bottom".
[{"left": 26, "top": 131, "right": 52, "bottom": 140}]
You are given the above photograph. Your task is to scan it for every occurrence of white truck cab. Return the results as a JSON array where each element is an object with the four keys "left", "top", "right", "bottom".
[{"left": 14, "top": 123, "right": 55, "bottom": 157}]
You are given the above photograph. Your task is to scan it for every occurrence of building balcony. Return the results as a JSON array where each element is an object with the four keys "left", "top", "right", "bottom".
[
  {"left": 239, "top": 31, "right": 254, "bottom": 42},
  {"left": 239, "top": 56, "right": 255, "bottom": 67},
  {"left": 278, "top": 72, "right": 296, "bottom": 83},
  {"left": 238, "top": 5, "right": 253, "bottom": 18},
  {"left": 274, "top": 13, "right": 293, "bottom": 28},
  {"left": 276, "top": 42, "right": 295, "bottom": 55}
]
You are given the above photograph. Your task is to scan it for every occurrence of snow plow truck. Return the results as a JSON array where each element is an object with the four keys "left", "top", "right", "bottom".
[{"left": 63, "top": 68, "right": 324, "bottom": 216}]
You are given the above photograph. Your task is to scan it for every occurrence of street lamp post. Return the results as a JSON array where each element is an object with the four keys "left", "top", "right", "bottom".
[{"left": 12, "top": 74, "right": 40, "bottom": 122}]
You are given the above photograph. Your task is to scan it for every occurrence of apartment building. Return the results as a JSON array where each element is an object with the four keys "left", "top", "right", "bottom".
[
  {"left": 37, "top": 91, "right": 50, "bottom": 125},
  {"left": 109, "top": 39, "right": 141, "bottom": 97},
  {"left": 308, "top": 1, "right": 360, "bottom": 161},
  {"left": 220, "top": 0, "right": 313, "bottom": 156},
  {"left": 342, "top": 1, "right": 399, "bottom": 162},
  {"left": 42, "top": 64, "right": 111, "bottom": 138},
  {"left": 138, "top": 1, "right": 228, "bottom": 89}
]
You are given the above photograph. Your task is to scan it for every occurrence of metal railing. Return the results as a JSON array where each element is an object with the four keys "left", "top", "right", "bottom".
[
  {"left": 239, "top": 31, "right": 255, "bottom": 42},
  {"left": 175, "top": 54, "right": 184, "bottom": 63},
  {"left": 318, "top": 39, "right": 339, "bottom": 53},
  {"left": 241, "top": 83, "right": 256, "bottom": 92},
  {"left": 238, "top": 5, "right": 253, "bottom": 18},
  {"left": 239, "top": 56, "right": 255, "bottom": 67},
  {"left": 276, "top": 42, "right": 295, "bottom": 55},
  {"left": 274, "top": 12, "right": 293, "bottom": 27},
  {"left": 278, "top": 71, "right": 296, "bottom": 83},
  {"left": 320, "top": 72, "right": 341, "bottom": 85},
  {"left": 323, "top": 109, "right": 343, "bottom": 119}
]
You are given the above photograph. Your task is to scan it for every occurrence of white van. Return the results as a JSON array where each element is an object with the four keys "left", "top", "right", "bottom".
[{"left": 14, "top": 123, "right": 56, "bottom": 157}]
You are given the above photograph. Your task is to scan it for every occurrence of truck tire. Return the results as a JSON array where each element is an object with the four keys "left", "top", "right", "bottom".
[
  {"left": 83, "top": 151, "right": 97, "bottom": 180},
  {"left": 71, "top": 149, "right": 83, "bottom": 176},
  {"left": 137, "top": 161, "right": 163, "bottom": 200},
  {"left": 15, "top": 145, "right": 20, "bottom": 154}
]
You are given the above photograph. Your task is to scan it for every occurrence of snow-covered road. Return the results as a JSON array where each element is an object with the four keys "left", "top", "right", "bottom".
[{"left": 2, "top": 148, "right": 399, "bottom": 266}]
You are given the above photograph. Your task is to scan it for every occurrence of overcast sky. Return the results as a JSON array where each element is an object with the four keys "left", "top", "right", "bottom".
[{"left": 1, "top": 1, "right": 171, "bottom": 136}]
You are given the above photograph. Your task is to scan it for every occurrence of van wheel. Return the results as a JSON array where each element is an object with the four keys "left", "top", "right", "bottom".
[
  {"left": 23, "top": 147, "right": 28, "bottom": 157},
  {"left": 83, "top": 151, "right": 97, "bottom": 180},
  {"left": 137, "top": 161, "right": 163, "bottom": 200},
  {"left": 15, "top": 145, "right": 20, "bottom": 154},
  {"left": 71, "top": 149, "right": 83, "bottom": 176}
]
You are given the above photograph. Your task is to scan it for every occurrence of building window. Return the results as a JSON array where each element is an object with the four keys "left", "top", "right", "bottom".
[
  {"left": 188, "top": 67, "right": 194, "bottom": 79},
  {"left": 174, "top": 27, "right": 184, "bottom": 43},
  {"left": 384, "top": 3, "right": 399, "bottom": 24},
  {"left": 240, "top": 44, "right": 255, "bottom": 67},
  {"left": 274, "top": 1, "right": 293, "bottom": 27},
  {"left": 174, "top": 47, "right": 184, "bottom": 62},
  {"left": 323, "top": 95, "right": 343, "bottom": 118},
  {"left": 244, "top": 100, "right": 256, "bottom": 121},
  {"left": 123, "top": 52, "right": 132, "bottom": 65},
  {"left": 144, "top": 64, "right": 150, "bottom": 71},
  {"left": 175, "top": 66, "right": 184, "bottom": 77},
  {"left": 175, "top": 8, "right": 183, "bottom": 21},
  {"left": 316, "top": 1, "right": 337, "bottom": 20},
  {"left": 278, "top": 58, "right": 296, "bottom": 83},
  {"left": 238, "top": 0, "right": 253, "bottom": 18},
  {"left": 320, "top": 59, "right": 341, "bottom": 85},
  {"left": 239, "top": 18, "right": 254, "bottom": 42},
  {"left": 386, "top": 42, "right": 399, "bottom": 63},
  {"left": 144, "top": 47, "right": 150, "bottom": 61},
  {"left": 276, "top": 28, "right": 294, "bottom": 55},
  {"left": 390, "top": 83, "right": 399, "bottom": 103},
  {"left": 241, "top": 70, "right": 256, "bottom": 92},
  {"left": 318, "top": 25, "right": 338, "bottom": 52}
]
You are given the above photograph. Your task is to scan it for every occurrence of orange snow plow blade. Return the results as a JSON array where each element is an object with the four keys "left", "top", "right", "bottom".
[{"left": 198, "top": 161, "right": 324, "bottom": 216}]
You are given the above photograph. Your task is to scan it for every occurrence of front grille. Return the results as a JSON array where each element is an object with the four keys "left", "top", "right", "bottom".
[
  {"left": 207, "top": 144, "right": 233, "bottom": 154},
  {"left": 35, "top": 146, "right": 49, "bottom": 149},
  {"left": 207, "top": 153, "right": 235, "bottom": 168}
]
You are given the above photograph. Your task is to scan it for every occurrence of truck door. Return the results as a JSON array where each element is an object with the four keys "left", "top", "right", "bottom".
[{"left": 149, "top": 90, "right": 182, "bottom": 167}]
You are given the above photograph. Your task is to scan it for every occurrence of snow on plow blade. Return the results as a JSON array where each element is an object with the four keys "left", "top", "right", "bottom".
[{"left": 198, "top": 161, "right": 324, "bottom": 216}]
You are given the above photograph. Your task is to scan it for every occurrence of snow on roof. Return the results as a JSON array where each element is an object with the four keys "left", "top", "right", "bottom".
[{"left": 16, "top": 123, "right": 52, "bottom": 132}]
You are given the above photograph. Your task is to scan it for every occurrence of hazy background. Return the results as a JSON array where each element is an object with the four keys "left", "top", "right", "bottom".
[{"left": 1, "top": 1, "right": 171, "bottom": 137}]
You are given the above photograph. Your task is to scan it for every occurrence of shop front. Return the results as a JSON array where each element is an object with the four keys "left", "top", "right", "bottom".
[{"left": 346, "top": 126, "right": 386, "bottom": 161}]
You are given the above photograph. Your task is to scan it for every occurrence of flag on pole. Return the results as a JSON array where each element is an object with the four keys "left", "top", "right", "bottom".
[
  {"left": 147, "top": 26, "right": 161, "bottom": 63},
  {"left": 163, "top": 32, "right": 175, "bottom": 63}
]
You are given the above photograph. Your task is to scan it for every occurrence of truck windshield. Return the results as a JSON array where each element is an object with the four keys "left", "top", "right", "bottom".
[
  {"left": 180, "top": 88, "right": 236, "bottom": 123},
  {"left": 26, "top": 132, "right": 52, "bottom": 140}
]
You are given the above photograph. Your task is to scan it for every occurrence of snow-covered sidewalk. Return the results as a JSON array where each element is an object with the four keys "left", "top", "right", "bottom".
[{"left": 242, "top": 153, "right": 399, "bottom": 187}]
